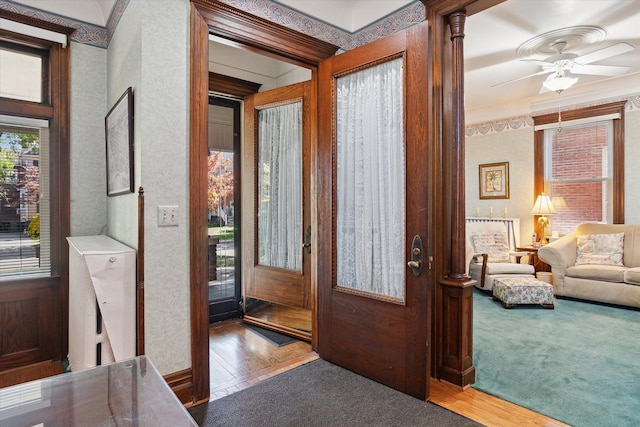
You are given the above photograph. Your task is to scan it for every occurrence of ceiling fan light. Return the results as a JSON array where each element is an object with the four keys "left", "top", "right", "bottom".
[{"left": 543, "top": 75, "right": 578, "bottom": 93}]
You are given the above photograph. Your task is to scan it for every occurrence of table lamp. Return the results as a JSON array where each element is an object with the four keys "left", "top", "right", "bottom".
[{"left": 530, "top": 193, "right": 556, "bottom": 245}]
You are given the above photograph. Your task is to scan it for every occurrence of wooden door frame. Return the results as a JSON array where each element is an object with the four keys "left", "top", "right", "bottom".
[
  {"left": 189, "top": 0, "right": 500, "bottom": 404},
  {"left": 189, "top": 0, "right": 338, "bottom": 404}
]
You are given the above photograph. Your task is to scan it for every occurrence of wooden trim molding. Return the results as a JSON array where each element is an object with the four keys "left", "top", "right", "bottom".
[
  {"left": 0, "top": 98, "right": 54, "bottom": 119},
  {"left": 532, "top": 101, "right": 627, "bottom": 125},
  {"left": 189, "top": 3, "right": 211, "bottom": 404},
  {"left": 533, "top": 101, "right": 626, "bottom": 225},
  {"left": 191, "top": 0, "right": 339, "bottom": 67},
  {"left": 208, "top": 72, "right": 261, "bottom": 98},
  {"left": 0, "top": 9, "right": 76, "bottom": 36},
  {"left": 164, "top": 368, "right": 195, "bottom": 406},
  {"left": 422, "top": 0, "right": 505, "bottom": 15},
  {"left": 137, "top": 187, "right": 145, "bottom": 355},
  {"left": 50, "top": 41, "right": 71, "bottom": 362}
]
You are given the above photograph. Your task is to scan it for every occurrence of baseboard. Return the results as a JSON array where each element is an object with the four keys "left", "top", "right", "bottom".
[
  {"left": 0, "top": 359, "right": 63, "bottom": 389},
  {"left": 164, "top": 367, "right": 195, "bottom": 405}
]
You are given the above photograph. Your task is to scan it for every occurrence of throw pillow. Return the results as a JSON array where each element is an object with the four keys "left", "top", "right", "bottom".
[
  {"left": 471, "top": 232, "right": 510, "bottom": 263},
  {"left": 575, "top": 232, "right": 624, "bottom": 266}
]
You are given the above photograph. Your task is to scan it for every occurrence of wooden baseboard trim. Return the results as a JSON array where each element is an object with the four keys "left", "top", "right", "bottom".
[
  {"left": 164, "top": 367, "right": 195, "bottom": 405},
  {"left": 0, "top": 360, "right": 63, "bottom": 389}
]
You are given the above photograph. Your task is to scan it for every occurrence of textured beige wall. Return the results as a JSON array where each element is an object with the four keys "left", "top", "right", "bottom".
[
  {"left": 624, "top": 109, "right": 640, "bottom": 223},
  {"left": 466, "top": 127, "right": 536, "bottom": 245},
  {"left": 106, "top": 0, "right": 191, "bottom": 375},
  {"left": 70, "top": 42, "right": 108, "bottom": 236}
]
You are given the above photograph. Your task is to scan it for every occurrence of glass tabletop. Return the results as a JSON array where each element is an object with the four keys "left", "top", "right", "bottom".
[{"left": 0, "top": 355, "right": 197, "bottom": 426}]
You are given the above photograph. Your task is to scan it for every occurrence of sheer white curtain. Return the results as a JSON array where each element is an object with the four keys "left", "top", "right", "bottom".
[
  {"left": 336, "top": 58, "right": 405, "bottom": 301},
  {"left": 257, "top": 101, "right": 303, "bottom": 271}
]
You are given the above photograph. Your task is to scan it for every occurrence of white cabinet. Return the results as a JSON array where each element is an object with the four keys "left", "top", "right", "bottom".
[{"left": 67, "top": 235, "right": 136, "bottom": 371}]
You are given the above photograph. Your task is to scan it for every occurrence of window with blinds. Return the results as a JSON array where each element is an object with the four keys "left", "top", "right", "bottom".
[
  {"left": 544, "top": 119, "right": 613, "bottom": 235},
  {"left": 0, "top": 122, "right": 50, "bottom": 279}
]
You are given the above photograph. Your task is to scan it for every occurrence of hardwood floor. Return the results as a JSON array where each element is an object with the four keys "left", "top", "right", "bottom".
[
  {"left": 208, "top": 319, "right": 317, "bottom": 400},
  {"left": 429, "top": 380, "right": 569, "bottom": 427},
  {"left": 208, "top": 317, "right": 569, "bottom": 427}
]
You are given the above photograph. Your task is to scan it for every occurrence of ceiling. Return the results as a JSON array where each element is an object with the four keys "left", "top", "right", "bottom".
[
  {"left": 463, "top": 0, "right": 640, "bottom": 123},
  {"left": 13, "top": 0, "right": 117, "bottom": 26},
  {"left": 11, "top": 0, "right": 640, "bottom": 124}
]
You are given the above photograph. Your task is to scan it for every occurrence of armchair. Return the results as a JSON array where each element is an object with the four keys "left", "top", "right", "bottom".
[{"left": 466, "top": 221, "right": 535, "bottom": 291}]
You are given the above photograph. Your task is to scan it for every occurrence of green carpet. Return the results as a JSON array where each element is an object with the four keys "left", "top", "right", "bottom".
[{"left": 473, "top": 289, "right": 640, "bottom": 426}]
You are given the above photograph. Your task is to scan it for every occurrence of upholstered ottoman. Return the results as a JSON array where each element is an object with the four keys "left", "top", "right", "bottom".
[{"left": 492, "top": 277, "right": 554, "bottom": 309}]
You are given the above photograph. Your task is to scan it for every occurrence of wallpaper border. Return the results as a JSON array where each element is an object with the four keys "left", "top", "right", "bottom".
[
  {"left": 1, "top": 0, "right": 423, "bottom": 51},
  {"left": 466, "top": 94, "right": 640, "bottom": 136}
]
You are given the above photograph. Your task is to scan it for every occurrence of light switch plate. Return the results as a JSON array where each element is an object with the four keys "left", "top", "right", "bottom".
[{"left": 158, "top": 205, "right": 179, "bottom": 227}]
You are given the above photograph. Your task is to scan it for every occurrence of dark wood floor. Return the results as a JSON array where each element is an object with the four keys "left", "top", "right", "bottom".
[
  {"left": 208, "top": 318, "right": 317, "bottom": 400},
  {"left": 208, "top": 316, "right": 568, "bottom": 427}
]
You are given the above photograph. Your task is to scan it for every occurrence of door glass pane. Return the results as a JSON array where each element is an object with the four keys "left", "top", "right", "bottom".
[
  {"left": 335, "top": 58, "right": 405, "bottom": 302},
  {"left": 257, "top": 101, "right": 302, "bottom": 271},
  {"left": 0, "top": 123, "right": 50, "bottom": 279},
  {"left": 207, "top": 150, "right": 235, "bottom": 301}
]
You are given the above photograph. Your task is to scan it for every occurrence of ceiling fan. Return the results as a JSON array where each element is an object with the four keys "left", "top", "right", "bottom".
[{"left": 494, "top": 41, "right": 635, "bottom": 92}]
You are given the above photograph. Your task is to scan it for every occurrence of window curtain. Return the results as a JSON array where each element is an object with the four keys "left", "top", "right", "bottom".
[
  {"left": 257, "top": 101, "right": 302, "bottom": 271},
  {"left": 336, "top": 58, "right": 405, "bottom": 301}
]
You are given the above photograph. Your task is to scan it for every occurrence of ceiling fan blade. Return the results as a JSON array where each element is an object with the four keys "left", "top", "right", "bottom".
[
  {"left": 576, "top": 42, "right": 635, "bottom": 65},
  {"left": 491, "top": 69, "right": 554, "bottom": 87},
  {"left": 521, "top": 58, "right": 554, "bottom": 67},
  {"left": 571, "top": 63, "right": 630, "bottom": 76}
]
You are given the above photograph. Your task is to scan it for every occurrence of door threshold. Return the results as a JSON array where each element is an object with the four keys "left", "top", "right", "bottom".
[{"left": 243, "top": 316, "right": 311, "bottom": 342}]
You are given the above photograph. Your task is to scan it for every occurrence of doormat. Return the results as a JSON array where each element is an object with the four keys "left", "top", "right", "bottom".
[{"left": 244, "top": 323, "right": 299, "bottom": 347}]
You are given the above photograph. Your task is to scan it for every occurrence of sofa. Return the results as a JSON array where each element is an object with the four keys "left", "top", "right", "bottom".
[{"left": 537, "top": 223, "right": 640, "bottom": 308}]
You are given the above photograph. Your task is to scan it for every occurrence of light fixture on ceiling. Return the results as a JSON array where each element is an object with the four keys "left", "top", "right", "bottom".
[
  {"left": 542, "top": 70, "right": 578, "bottom": 93},
  {"left": 541, "top": 70, "right": 577, "bottom": 133}
]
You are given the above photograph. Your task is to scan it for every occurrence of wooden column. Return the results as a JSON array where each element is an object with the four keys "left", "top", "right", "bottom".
[
  {"left": 438, "top": 10, "right": 476, "bottom": 388},
  {"left": 137, "top": 187, "right": 145, "bottom": 355}
]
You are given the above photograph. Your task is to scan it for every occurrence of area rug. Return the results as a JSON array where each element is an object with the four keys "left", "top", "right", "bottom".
[
  {"left": 473, "top": 289, "right": 640, "bottom": 426},
  {"left": 244, "top": 323, "right": 298, "bottom": 347},
  {"left": 188, "top": 359, "right": 482, "bottom": 426}
]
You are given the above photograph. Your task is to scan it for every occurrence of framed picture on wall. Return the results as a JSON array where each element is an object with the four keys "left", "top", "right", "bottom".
[
  {"left": 105, "top": 87, "right": 134, "bottom": 196},
  {"left": 479, "top": 162, "right": 509, "bottom": 199}
]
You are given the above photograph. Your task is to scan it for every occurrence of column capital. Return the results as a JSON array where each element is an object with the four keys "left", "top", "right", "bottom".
[{"left": 449, "top": 11, "right": 466, "bottom": 40}]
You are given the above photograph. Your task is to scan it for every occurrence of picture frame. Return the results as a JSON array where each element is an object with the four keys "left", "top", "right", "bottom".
[
  {"left": 479, "top": 162, "right": 509, "bottom": 199},
  {"left": 105, "top": 87, "right": 134, "bottom": 196}
]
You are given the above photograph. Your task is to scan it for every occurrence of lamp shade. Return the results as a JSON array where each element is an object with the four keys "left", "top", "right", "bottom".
[{"left": 530, "top": 193, "right": 556, "bottom": 216}]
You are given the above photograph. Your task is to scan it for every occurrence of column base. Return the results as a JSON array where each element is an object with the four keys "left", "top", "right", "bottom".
[{"left": 438, "top": 275, "right": 476, "bottom": 388}]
